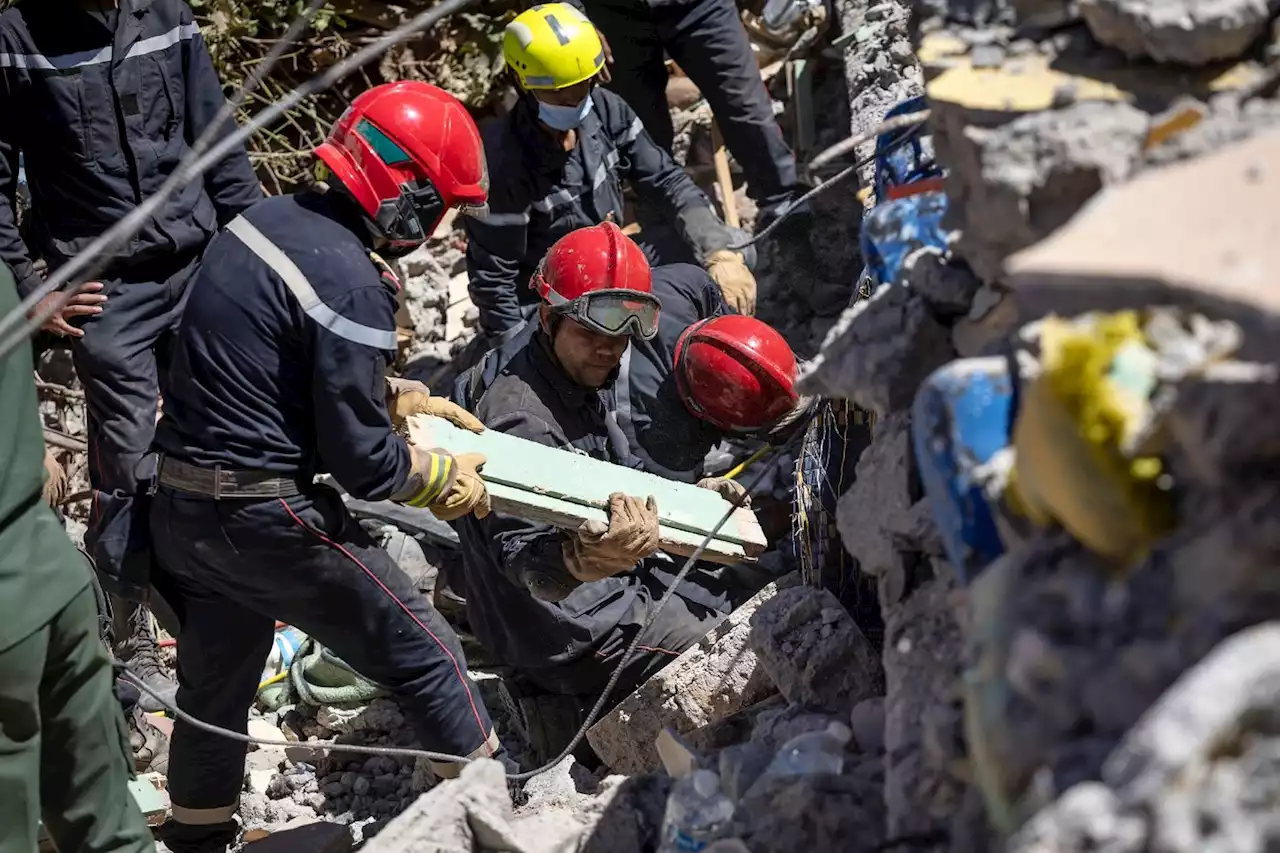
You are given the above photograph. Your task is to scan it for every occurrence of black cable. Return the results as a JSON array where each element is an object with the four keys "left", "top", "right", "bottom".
[{"left": 728, "top": 123, "right": 926, "bottom": 252}]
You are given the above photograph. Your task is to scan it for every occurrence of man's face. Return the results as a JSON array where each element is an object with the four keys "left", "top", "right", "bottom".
[{"left": 541, "top": 307, "right": 629, "bottom": 389}]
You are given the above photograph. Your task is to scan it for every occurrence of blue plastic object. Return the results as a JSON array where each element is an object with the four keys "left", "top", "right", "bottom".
[
  {"left": 857, "top": 95, "right": 950, "bottom": 291},
  {"left": 873, "top": 95, "right": 942, "bottom": 201},
  {"left": 911, "top": 357, "right": 1016, "bottom": 584}
]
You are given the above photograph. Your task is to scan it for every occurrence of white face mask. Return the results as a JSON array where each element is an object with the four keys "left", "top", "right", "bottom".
[{"left": 536, "top": 94, "right": 594, "bottom": 131}]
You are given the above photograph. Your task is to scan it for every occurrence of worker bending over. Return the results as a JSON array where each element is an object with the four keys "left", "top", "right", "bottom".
[
  {"left": 460, "top": 263, "right": 809, "bottom": 483},
  {"left": 455, "top": 222, "right": 753, "bottom": 701},
  {"left": 0, "top": 0, "right": 265, "bottom": 708},
  {"left": 0, "top": 266, "right": 155, "bottom": 853},
  {"left": 563, "top": 0, "right": 804, "bottom": 230},
  {"left": 149, "top": 83, "right": 504, "bottom": 853},
  {"left": 467, "top": 3, "right": 756, "bottom": 343}
]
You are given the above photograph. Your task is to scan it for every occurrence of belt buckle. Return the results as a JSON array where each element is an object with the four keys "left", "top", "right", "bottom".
[{"left": 213, "top": 463, "right": 223, "bottom": 501}]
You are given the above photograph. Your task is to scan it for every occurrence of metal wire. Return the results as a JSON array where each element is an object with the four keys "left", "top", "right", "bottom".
[
  {"left": 727, "top": 122, "right": 927, "bottom": 252},
  {"left": 0, "top": 0, "right": 482, "bottom": 362}
]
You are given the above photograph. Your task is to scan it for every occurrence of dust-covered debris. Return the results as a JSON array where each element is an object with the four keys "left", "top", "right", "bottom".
[{"left": 1078, "top": 0, "right": 1274, "bottom": 66}]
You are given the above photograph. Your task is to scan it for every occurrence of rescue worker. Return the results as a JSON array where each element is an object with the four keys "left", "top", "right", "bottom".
[
  {"left": 466, "top": 3, "right": 757, "bottom": 344},
  {"left": 148, "top": 82, "right": 505, "bottom": 852},
  {"left": 0, "top": 0, "right": 264, "bottom": 707},
  {"left": 458, "top": 262, "right": 808, "bottom": 483},
  {"left": 0, "top": 268, "right": 155, "bottom": 853},
  {"left": 455, "top": 222, "right": 752, "bottom": 701},
  {"left": 561, "top": 0, "right": 805, "bottom": 229}
]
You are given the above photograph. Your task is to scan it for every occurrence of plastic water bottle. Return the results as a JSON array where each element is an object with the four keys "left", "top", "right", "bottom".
[
  {"left": 658, "top": 770, "right": 735, "bottom": 853},
  {"left": 261, "top": 626, "right": 306, "bottom": 683},
  {"left": 762, "top": 721, "right": 852, "bottom": 779}
]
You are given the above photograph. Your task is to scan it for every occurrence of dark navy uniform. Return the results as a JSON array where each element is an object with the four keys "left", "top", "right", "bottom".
[
  {"left": 465, "top": 88, "right": 733, "bottom": 341},
  {"left": 455, "top": 264, "right": 730, "bottom": 482},
  {"left": 453, "top": 326, "right": 745, "bottom": 698},
  {"left": 0, "top": 0, "right": 263, "bottom": 598},
  {"left": 563, "top": 0, "right": 800, "bottom": 217},
  {"left": 150, "top": 192, "right": 495, "bottom": 848}
]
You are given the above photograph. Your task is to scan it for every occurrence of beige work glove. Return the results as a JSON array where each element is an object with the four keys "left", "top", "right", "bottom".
[
  {"left": 42, "top": 447, "right": 68, "bottom": 508},
  {"left": 562, "top": 492, "right": 661, "bottom": 582},
  {"left": 385, "top": 376, "right": 485, "bottom": 434},
  {"left": 704, "top": 250, "right": 757, "bottom": 316},
  {"left": 429, "top": 452, "right": 491, "bottom": 522},
  {"left": 696, "top": 476, "right": 751, "bottom": 507},
  {"left": 393, "top": 446, "right": 491, "bottom": 521}
]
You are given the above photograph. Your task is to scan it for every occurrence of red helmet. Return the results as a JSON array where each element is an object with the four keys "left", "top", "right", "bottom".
[
  {"left": 316, "top": 81, "right": 488, "bottom": 254},
  {"left": 532, "top": 223, "right": 662, "bottom": 339},
  {"left": 674, "top": 315, "right": 799, "bottom": 432}
]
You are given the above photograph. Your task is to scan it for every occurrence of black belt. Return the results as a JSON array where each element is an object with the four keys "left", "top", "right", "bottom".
[{"left": 158, "top": 457, "right": 303, "bottom": 500}]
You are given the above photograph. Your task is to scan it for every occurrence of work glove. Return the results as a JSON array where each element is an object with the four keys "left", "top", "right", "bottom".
[
  {"left": 385, "top": 376, "right": 485, "bottom": 434},
  {"left": 704, "top": 250, "right": 757, "bottom": 316},
  {"left": 42, "top": 447, "right": 67, "bottom": 508},
  {"left": 696, "top": 476, "right": 751, "bottom": 506},
  {"left": 562, "top": 492, "right": 661, "bottom": 582},
  {"left": 429, "top": 452, "right": 491, "bottom": 522},
  {"left": 393, "top": 446, "right": 491, "bottom": 521}
]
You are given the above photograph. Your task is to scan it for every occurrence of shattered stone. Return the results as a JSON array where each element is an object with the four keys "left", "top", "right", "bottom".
[
  {"left": 587, "top": 575, "right": 800, "bottom": 775},
  {"left": 933, "top": 100, "right": 1149, "bottom": 285},
  {"left": 834, "top": 412, "right": 914, "bottom": 579},
  {"left": 799, "top": 284, "right": 954, "bottom": 416},
  {"left": 905, "top": 249, "right": 981, "bottom": 317},
  {"left": 1078, "top": 0, "right": 1274, "bottom": 66},
  {"left": 361, "top": 759, "right": 526, "bottom": 853},
  {"left": 727, "top": 754, "right": 887, "bottom": 853},
  {"left": 1104, "top": 623, "right": 1280, "bottom": 803},
  {"left": 848, "top": 697, "right": 886, "bottom": 754},
  {"left": 747, "top": 586, "right": 883, "bottom": 714},
  {"left": 951, "top": 285, "right": 1019, "bottom": 358},
  {"left": 882, "top": 571, "right": 968, "bottom": 840}
]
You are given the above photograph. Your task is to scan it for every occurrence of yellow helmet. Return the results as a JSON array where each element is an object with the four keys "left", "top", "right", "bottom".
[{"left": 503, "top": 3, "right": 605, "bottom": 91}]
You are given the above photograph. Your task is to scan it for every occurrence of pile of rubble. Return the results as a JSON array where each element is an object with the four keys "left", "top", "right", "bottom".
[{"left": 354, "top": 1, "right": 1280, "bottom": 852}]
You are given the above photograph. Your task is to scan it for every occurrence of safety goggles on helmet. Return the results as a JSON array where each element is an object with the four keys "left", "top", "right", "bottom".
[{"left": 547, "top": 288, "right": 661, "bottom": 340}]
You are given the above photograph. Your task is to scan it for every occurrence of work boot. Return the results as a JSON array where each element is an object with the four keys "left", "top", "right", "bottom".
[
  {"left": 115, "top": 600, "right": 179, "bottom": 714},
  {"left": 129, "top": 704, "right": 170, "bottom": 776}
]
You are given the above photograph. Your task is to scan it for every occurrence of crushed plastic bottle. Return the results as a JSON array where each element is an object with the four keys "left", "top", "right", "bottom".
[
  {"left": 659, "top": 770, "right": 735, "bottom": 853},
  {"left": 762, "top": 721, "right": 853, "bottom": 779}
]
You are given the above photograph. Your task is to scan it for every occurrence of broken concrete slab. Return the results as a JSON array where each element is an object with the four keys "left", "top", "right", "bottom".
[
  {"left": 362, "top": 758, "right": 528, "bottom": 853},
  {"left": 1079, "top": 0, "right": 1274, "bottom": 66},
  {"left": 937, "top": 99, "right": 1150, "bottom": 285},
  {"left": 834, "top": 412, "right": 914, "bottom": 579},
  {"left": 727, "top": 754, "right": 887, "bottom": 853},
  {"left": 1004, "top": 128, "right": 1280, "bottom": 356},
  {"left": 747, "top": 585, "right": 883, "bottom": 714},
  {"left": 798, "top": 285, "right": 955, "bottom": 416},
  {"left": 882, "top": 571, "right": 968, "bottom": 841},
  {"left": 1103, "top": 622, "right": 1280, "bottom": 803},
  {"left": 587, "top": 575, "right": 799, "bottom": 775},
  {"left": 242, "top": 821, "right": 353, "bottom": 853}
]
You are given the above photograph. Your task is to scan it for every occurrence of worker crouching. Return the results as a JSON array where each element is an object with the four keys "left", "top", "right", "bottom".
[
  {"left": 465, "top": 3, "right": 757, "bottom": 345},
  {"left": 455, "top": 222, "right": 757, "bottom": 706},
  {"left": 148, "top": 82, "right": 506, "bottom": 853}
]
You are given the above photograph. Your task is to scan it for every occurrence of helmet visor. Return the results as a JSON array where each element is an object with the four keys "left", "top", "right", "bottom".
[{"left": 551, "top": 289, "right": 661, "bottom": 340}]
